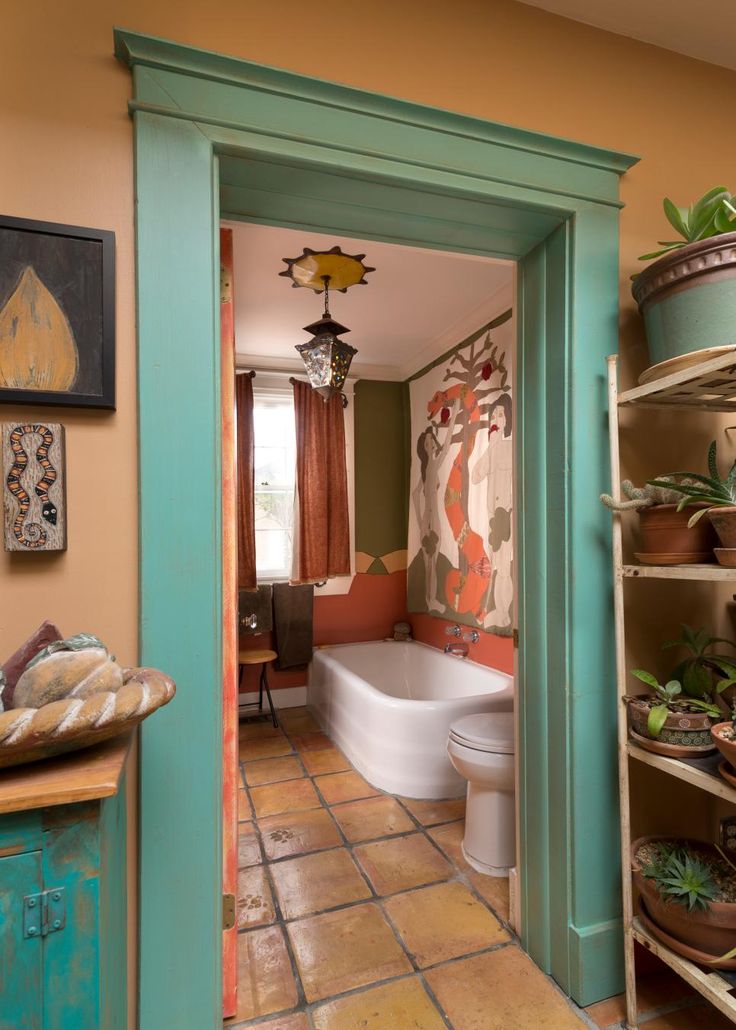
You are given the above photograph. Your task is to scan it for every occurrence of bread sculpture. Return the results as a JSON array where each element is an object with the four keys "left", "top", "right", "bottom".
[{"left": 0, "top": 625, "right": 175, "bottom": 768}]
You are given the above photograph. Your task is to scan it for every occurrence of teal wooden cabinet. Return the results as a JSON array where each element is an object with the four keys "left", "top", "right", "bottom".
[{"left": 0, "top": 736, "right": 129, "bottom": 1030}]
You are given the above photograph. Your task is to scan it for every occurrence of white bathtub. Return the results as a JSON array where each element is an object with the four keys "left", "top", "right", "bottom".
[{"left": 308, "top": 641, "right": 514, "bottom": 798}]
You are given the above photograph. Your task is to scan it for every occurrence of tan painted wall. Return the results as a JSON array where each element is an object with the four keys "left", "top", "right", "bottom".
[{"left": 4, "top": 0, "right": 736, "bottom": 1019}]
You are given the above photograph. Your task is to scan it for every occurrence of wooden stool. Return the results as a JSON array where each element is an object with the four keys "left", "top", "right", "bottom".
[{"left": 238, "top": 649, "right": 279, "bottom": 728}]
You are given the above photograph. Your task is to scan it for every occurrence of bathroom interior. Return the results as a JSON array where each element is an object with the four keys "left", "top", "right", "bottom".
[{"left": 227, "top": 219, "right": 525, "bottom": 1025}]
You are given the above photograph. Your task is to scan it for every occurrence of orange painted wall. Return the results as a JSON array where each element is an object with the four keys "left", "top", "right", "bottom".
[{"left": 6, "top": 1, "right": 736, "bottom": 1021}]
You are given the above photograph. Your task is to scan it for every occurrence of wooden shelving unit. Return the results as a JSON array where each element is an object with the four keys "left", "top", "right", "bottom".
[{"left": 607, "top": 351, "right": 736, "bottom": 1029}]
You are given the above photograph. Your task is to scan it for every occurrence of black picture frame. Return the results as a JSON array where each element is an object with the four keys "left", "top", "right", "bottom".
[{"left": 0, "top": 214, "right": 115, "bottom": 409}]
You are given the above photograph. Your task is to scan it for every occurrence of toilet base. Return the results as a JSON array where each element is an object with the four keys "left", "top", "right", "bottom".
[{"left": 461, "top": 841, "right": 510, "bottom": 878}]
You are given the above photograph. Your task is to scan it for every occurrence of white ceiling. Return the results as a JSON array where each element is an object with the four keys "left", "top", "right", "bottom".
[
  {"left": 518, "top": 0, "right": 736, "bottom": 72},
  {"left": 226, "top": 222, "right": 513, "bottom": 382}
]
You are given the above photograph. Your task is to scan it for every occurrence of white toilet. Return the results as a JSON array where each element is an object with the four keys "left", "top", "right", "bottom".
[{"left": 447, "top": 712, "right": 515, "bottom": 877}]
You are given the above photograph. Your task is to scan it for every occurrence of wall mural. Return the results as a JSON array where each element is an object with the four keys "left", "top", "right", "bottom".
[
  {"left": 2, "top": 422, "right": 66, "bottom": 552},
  {"left": 407, "top": 308, "right": 514, "bottom": 634}
]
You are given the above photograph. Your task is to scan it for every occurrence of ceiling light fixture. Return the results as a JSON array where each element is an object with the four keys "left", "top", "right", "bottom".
[{"left": 279, "top": 246, "right": 374, "bottom": 403}]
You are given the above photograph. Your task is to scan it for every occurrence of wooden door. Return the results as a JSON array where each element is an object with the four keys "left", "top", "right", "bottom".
[
  {"left": 220, "top": 227, "right": 239, "bottom": 1017},
  {"left": 0, "top": 851, "right": 43, "bottom": 1030}
]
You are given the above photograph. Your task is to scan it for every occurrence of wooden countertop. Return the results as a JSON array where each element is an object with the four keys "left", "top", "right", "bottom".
[{"left": 0, "top": 731, "right": 133, "bottom": 816}]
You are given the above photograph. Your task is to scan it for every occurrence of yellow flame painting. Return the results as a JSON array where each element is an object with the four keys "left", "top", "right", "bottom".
[{"left": 0, "top": 266, "right": 79, "bottom": 391}]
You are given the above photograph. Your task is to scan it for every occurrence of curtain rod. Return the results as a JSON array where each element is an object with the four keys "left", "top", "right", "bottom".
[{"left": 235, "top": 368, "right": 256, "bottom": 377}]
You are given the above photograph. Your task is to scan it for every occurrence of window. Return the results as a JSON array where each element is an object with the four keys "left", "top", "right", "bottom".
[{"left": 253, "top": 392, "right": 296, "bottom": 580}]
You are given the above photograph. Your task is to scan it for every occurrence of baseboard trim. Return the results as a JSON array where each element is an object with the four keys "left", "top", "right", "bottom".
[
  {"left": 238, "top": 685, "right": 307, "bottom": 711},
  {"left": 567, "top": 918, "right": 624, "bottom": 1007}
]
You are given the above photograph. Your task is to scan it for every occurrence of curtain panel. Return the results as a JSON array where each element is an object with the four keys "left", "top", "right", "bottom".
[
  {"left": 236, "top": 371, "right": 257, "bottom": 589},
  {"left": 292, "top": 380, "right": 350, "bottom": 582}
]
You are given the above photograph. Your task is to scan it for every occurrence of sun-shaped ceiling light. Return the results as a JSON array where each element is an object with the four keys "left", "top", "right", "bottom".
[{"left": 280, "top": 246, "right": 374, "bottom": 402}]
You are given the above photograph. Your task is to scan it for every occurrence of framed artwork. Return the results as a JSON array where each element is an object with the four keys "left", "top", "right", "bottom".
[
  {"left": 2, "top": 422, "right": 67, "bottom": 552},
  {"left": 0, "top": 214, "right": 115, "bottom": 409}
]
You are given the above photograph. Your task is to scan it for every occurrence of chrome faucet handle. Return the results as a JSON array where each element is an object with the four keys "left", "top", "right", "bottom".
[
  {"left": 445, "top": 625, "right": 462, "bottom": 638},
  {"left": 463, "top": 630, "right": 479, "bottom": 644},
  {"left": 239, "top": 612, "right": 257, "bottom": 631}
]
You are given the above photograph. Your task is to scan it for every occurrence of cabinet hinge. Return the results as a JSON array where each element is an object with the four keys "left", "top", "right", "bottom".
[
  {"left": 222, "top": 892, "right": 236, "bottom": 931},
  {"left": 23, "top": 887, "right": 66, "bottom": 939}
]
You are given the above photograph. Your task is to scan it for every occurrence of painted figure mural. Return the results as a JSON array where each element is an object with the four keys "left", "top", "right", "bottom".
[{"left": 408, "top": 306, "right": 514, "bottom": 633}]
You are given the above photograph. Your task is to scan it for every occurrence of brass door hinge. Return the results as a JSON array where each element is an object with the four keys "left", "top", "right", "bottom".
[{"left": 223, "top": 892, "right": 236, "bottom": 931}]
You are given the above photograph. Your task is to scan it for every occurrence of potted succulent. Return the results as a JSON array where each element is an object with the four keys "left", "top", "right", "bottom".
[
  {"left": 633, "top": 187, "right": 736, "bottom": 371},
  {"left": 632, "top": 836, "right": 736, "bottom": 963},
  {"left": 650, "top": 440, "right": 736, "bottom": 564},
  {"left": 625, "top": 669, "right": 720, "bottom": 756},
  {"left": 600, "top": 479, "right": 716, "bottom": 564}
]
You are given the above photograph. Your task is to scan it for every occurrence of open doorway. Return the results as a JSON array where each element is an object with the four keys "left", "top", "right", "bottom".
[
  {"left": 225, "top": 221, "right": 518, "bottom": 1022},
  {"left": 117, "top": 27, "right": 636, "bottom": 1028}
]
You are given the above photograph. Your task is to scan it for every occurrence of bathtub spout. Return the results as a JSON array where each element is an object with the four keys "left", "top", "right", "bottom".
[{"left": 444, "top": 643, "right": 469, "bottom": 658}]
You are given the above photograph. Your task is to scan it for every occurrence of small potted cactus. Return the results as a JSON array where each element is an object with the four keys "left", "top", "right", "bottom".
[{"left": 601, "top": 478, "right": 716, "bottom": 563}]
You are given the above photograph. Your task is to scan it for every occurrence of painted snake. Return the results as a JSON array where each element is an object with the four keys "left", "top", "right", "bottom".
[
  {"left": 6, "top": 424, "right": 58, "bottom": 549},
  {"left": 427, "top": 384, "right": 491, "bottom": 621}
]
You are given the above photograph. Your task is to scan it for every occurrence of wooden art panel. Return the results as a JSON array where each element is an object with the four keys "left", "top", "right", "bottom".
[{"left": 2, "top": 422, "right": 66, "bottom": 552}]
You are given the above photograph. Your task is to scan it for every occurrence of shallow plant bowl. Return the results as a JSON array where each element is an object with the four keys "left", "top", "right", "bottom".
[
  {"left": 629, "top": 728, "right": 716, "bottom": 758},
  {"left": 638, "top": 900, "right": 736, "bottom": 970},
  {"left": 638, "top": 345, "right": 736, "bottom": 386},
  {"left": 634, "top": 551, "right": 713, "bottom": 566},
  {"left": 718, "top": 761, "right": 736, "bottom": 790}
]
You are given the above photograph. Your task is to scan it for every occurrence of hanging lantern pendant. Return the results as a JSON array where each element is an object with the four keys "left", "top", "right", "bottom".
[{"left": 280, "top": 246, "right": 373, "bottom": 403}]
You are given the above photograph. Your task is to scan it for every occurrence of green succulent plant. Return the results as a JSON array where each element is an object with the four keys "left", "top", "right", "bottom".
[
  {"left": 648, "top": 440, "right": 736, "bottom": 527},
  {"left": 638, "top": 186, "right": 736, "bottom": 263},
  {"left": 662, "top": 625, "right": 736, "bottom": 700},
  {"left": 630, "top": 669, "right": 720, "bottom": 738},
  {"left": 641, "top": 843, "right": 718, "bottom": 912}
]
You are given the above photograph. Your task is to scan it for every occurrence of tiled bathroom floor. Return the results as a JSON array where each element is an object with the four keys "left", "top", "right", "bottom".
[{"left": 227, "top": 707, "right": 732, "bottom": 1029}]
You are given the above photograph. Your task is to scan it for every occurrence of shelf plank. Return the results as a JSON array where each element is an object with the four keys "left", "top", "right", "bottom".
[
  {"left": 627, "top": 743, "right": 736, "bottom": 804},
  {"left": 618, "top": 349, "right": 736, "bottom": 412},
  {"left": 632, "top": 918, "right": 736, "bottom": 1021},
  {"left": 622, "top": 564, "right": 736, "bottom": 582}
]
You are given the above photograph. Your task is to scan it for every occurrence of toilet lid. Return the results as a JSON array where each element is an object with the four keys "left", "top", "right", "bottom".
[{"left": 449, "top": 712, "right": 515, "bottom": 754}]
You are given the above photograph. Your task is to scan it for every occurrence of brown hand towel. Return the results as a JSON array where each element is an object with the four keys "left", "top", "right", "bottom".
[
  {"left": 272, "top": 583, "right": 314, "bottom": 670},
  {"left": 239, "top": 585, "right": 273, "bottom": 634}
]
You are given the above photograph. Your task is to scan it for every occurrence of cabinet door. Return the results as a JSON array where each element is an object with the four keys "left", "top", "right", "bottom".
[{"left": 0, "top": 851, "right": 43, "bottom": 1030}]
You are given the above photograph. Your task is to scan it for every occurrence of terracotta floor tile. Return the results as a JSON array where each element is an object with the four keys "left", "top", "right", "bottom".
[
  {"left": 401, "top": 796, "right": 466, "bottom": 826},
  {"left": 277, "top": 706, "right": 310, "bottom": 723},
  {"left": 425, "top": 945, "right": 587, "bottom": 1029},
  {"left": 469, "top": 871, "right": 510, "bottom": 922},
  {"left": 331, "top": 795, "right": 415, "bottom": 843},
  {"left": 644, "top": 1005, "right": 735, "bottom": 1029},
  {"left": 312, "top": 977, "right": 446, "bottom": 1029},
  {"left": 251, "top": 777, "right": 321, "bottom": 818},
  {"left": 239, "top": 719, "right": 283, "bottom": 740},
  {"left": 585, "top": 970, "right": 696, "bottom": 1028},
  {"left": 315, "top": 770, "right": 380, "bottom": 805},
  {"left": 251, "top": 1014, "right": 310, "bottom": 1030},
  {"left": 229, "top": 925, "right": 297, "bottom": 1023},
  {"left": 258, "top": 808, "right": 342, "bottom": 861},
  {"left": 354, "top": 833, "right": 452, "bottom": 895},
  {"left": 291, "top": 731, "right": 333, "bottom": 752},
  {"left": 241, "top": 735, "right": 293, "bottom": 761},
  {"left": 287, "top": 902, "right": 412, "bottom": 1003},
  {"left": 384, "top": 880, "right": 508, "bottom": 967},
  {"left": 270, "top": 847, "right": 372, "bottom": 919},
  {"left": 237, "top": 821, "right": 262, "bottom": 868},
  {"left": 282, "top": 714, "right": 321, "bottom": 734},
  {"left": 244, "top": 755, "right": 304, "bottom": 787},
  {"left": 427, "top": 819, "right": 467, "bottom": 868},
  {"left": 238, "top": 788, "right": 251, "bottom": 823},
  {"left": 301, "top": 747, "right": 351, "bottom": 776},
  {"left": 237, "top": 865, "right": 276, "bottom": 928}
]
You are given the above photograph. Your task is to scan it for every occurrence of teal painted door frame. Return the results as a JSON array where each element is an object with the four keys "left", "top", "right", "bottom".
[{"left": 115, "top": 28, "right": 638, "bottom": 1026}]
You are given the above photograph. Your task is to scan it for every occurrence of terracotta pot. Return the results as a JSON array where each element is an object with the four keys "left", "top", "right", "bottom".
[
  {"left": 632, "top": 836, "right": 736, "bottom": 957},
  {"left": 632, "top": 232, "right": 736, "bottom": 367},
  {"left": 711, "top": 722, "right": 736, "bottom": 769},
  {"left": 708, "top": 507, "right": 736, "bottom": 549},
  {"left": 627, "top": 697, "right": 715, "bottom": 751},
  {"left": 637, "top": 504, "right": 716, "bottom": 561}
]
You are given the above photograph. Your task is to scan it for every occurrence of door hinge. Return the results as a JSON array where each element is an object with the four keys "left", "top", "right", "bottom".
[
  {"left": 513, "top": 628, "right": 519, "bottom": 649},
  {"left": 23, "top": 887, "right": 66, "bottom": 939},
  {"left": 222, "top": 892, "right": 236, "bottom": 931}
]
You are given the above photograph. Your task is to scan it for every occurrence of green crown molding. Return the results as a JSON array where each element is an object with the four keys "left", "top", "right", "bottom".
[{"left": 113, "top": 27, "right": 638, "bottom": 206}]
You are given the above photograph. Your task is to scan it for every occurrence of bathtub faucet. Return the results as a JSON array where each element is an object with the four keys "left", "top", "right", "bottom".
[
  {"left": 445, "top": 625, "right": 462, "bottom": 638},
  {"left": 463, "top": 630, "right": 480, "bottom": 644},
  {"left": 444, "top": 642, "right": 469, "bottom": 658}
]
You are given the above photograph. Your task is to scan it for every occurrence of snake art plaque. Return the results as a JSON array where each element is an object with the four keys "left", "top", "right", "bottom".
[{"left": 2, "top": 422, "right": 66, "bottom": 552}]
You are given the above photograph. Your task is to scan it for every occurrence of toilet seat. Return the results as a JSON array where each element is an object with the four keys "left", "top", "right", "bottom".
[{"left": 449, "top": 712, "right": 515, "bottom": 754}]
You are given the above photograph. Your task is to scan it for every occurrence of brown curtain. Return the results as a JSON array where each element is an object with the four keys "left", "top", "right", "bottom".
[
  {"left": 236, "top": 372, "right": 257, "bottom": 589},
  {"left": 292, "top": 380, "right": 350, "bottom": 582}
]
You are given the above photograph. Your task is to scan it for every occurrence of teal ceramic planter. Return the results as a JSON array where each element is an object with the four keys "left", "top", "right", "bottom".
[{"left": 633, "top": 232, "right": 736, "bottom": 368}]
